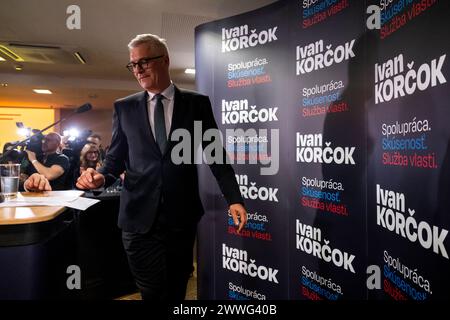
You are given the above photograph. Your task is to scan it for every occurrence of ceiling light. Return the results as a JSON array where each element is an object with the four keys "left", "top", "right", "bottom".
[
  {"left": 74, "top": 51, "right": 86, "bottom": 64},
  {"left": 0, "top": 45, "right": 24, "bottom": 61},
  {"left": 0, "top": 57, "right": 5, "bottom": 61},
  {"left": 33, "top": 89, "right": 52, "bottom": 94},
  {"left": 15, "top": 65, "right": 23, "bottom": 71},
  {"left": 184, "top": 68, "right": 196, "bottom": 74},
  {"left": 1, "top": 83, "right": 7, "bottom": 87},
  {"left": 9, "top": 43, "right": 59, "bottom": 49}
]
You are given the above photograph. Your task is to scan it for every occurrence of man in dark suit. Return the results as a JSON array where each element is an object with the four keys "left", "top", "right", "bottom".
[{"left": 76, "top": 34, "right": 247, "bottom": 300}]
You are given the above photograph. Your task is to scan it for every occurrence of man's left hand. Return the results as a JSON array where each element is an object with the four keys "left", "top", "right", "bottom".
[{"left": 229, "top": 203, "right": 247, "bottom": 233}]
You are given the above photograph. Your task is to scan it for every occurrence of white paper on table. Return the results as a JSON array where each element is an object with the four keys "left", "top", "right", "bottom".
[
  {"left": 6, "top": 190, "right": 83, "bottom": 204},
  {"left": 64, "top": 197, "right": 100, "bottom": 210},
  {"left": 0, "top": 201, "right": 53, "bottom": 208},
  {"left": 0, "top": 197, "right": 100, "bottom": 210},
  {"left": 0, "top": 190, "right": 100, "bottom": 211}
]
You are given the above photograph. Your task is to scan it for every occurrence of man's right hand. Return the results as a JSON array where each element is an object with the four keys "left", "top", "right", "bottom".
[{"left": 76, "top": 168, "right": 105, "bottom": 189}]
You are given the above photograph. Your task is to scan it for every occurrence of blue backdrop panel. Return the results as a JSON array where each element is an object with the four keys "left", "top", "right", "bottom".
[{"left": 196, "top": 0, "right": 450, "bottom": 300}]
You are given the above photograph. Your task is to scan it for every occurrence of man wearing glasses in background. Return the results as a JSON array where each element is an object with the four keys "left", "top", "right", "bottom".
[{"left": 74, "top": 34, "right": 247, "bottom": 300}]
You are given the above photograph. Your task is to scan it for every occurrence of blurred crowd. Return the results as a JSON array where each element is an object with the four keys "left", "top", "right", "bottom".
[{"left": 0, "top": 131, "right": 117, "bottom": 192}]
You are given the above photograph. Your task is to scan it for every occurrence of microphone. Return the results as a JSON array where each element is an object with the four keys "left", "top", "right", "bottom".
[{"left": 75, "top": 103, "right": 92, "bottom": 114}]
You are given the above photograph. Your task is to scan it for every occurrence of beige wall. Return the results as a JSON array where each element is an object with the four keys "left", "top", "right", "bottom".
[{"left": 0, "top": 107, "right": 55, "bottom": 152}]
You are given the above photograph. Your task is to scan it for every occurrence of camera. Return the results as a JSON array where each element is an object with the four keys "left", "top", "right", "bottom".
[
  {"left": 1, "top": 130, "right": 44, "bottom": 164},
  {"left": 1, "top": 143, "right": 23, "bottom": 164},
  {"left": 62, "top": 129, "right": 92, "bottom": 160},
  {"left": 25, "top": 130, "right": 44, "bottom": 155},
  {"left": 62, "top": 129, "right": 92, "bottom": 188}
]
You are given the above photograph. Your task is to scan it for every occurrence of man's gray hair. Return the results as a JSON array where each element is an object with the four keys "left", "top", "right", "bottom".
[{"left": 128, "top": 34, "right": 169, "bottom": 56}]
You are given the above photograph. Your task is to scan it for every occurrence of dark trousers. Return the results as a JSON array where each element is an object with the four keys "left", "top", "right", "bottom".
[{"left": 121, "top": 206, "right": 197, "bottom": 301}]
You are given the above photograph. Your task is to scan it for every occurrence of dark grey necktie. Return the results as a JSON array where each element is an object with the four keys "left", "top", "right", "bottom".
[{"left": 154, "top": 94, "right": 167, "bottom": 153}]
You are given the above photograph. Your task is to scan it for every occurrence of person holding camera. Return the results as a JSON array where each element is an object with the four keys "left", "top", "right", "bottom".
[{"left": 24, "top": 132, "right": 70, "bottom": 191}]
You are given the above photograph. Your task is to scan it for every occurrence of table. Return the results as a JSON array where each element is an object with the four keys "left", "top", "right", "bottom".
[
  {"left": 0, "top": 191, "right": 79, "bottom": 299},
  {"left": 0, "top": 206, "right": 66, "bottom": 225},
  {"left": 0, "top": 191, "right": 82, "bottom": 225},
  {"left": 0, "top": 190, "right": 135, "bottom": 299}
]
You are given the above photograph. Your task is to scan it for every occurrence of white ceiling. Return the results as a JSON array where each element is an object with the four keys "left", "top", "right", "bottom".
[{"left": 0, "top": 0, "right": 277, "bottom": 110}]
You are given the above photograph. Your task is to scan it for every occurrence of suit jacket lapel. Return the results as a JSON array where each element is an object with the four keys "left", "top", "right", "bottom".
[{"left": 137, "top": 91, "right": 161, "bottom": 156}]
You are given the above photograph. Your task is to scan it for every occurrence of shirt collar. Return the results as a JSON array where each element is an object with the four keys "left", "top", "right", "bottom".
[{"left": 147, "top": 82, "right": 174, "bottom": 102}]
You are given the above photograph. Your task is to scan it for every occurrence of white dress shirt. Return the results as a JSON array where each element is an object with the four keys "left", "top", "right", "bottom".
[{"left": 147, "top": 83, "right": 175, "bottom": 138}]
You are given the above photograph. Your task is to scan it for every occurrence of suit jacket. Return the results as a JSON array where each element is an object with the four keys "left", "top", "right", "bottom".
[{"left": 99, "top": 86, "right": 243, "bottom": 233}]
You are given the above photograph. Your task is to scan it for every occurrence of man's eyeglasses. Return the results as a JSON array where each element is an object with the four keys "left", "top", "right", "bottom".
[{"left": 126, "top": 55, "right": 164, "bottom": 72}]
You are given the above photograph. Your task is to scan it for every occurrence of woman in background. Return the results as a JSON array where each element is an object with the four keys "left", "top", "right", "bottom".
[{"left": 79, "top": 143, "right": 102, "bottom": 172}]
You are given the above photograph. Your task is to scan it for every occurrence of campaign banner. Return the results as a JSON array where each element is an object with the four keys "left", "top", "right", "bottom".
[
  {"left": 196, "top": 1, "right": 290, "bottom": 299},
  {"left": 196, "top": 0, "right": 450, "bottom": 300},
  {"left": 288, "top": 0, "right": 368, "bottom": 300},
  {"left": 366, "top": 0, "right": 450, "bottom": 300}
]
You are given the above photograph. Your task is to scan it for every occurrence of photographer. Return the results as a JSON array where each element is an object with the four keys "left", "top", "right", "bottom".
[{"left": 24, "top": 132, "right": 70, "bottom": 190}]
